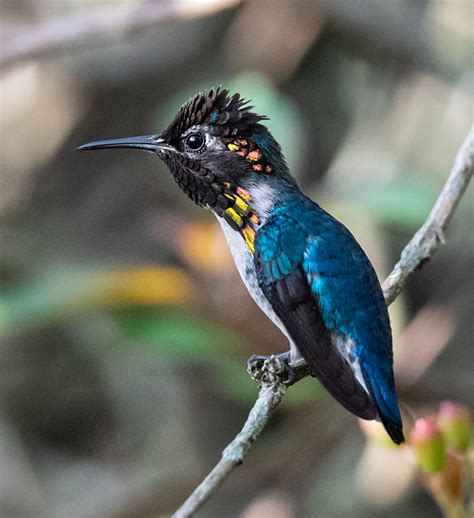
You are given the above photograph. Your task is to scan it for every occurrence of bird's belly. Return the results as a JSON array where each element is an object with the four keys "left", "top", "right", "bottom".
[{"left": 216, "top": 218, "right": 289, "bottom": 338}]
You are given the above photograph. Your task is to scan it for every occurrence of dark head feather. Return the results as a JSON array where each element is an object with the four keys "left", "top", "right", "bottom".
[{"left": 161, "top": 87, "right": 268, "bottom": 143}]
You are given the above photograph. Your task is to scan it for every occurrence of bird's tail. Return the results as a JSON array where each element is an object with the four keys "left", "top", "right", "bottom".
[{"left": 362, "top": 369, "right": 405, "bottom": 445}]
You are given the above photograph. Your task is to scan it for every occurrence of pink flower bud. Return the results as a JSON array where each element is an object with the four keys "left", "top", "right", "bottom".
[
  {"left": 438, "top": 401, "right": 472, "bottom": 453},
  {"left": 410, "top": 417, "right": 446, "bottom": 473}
]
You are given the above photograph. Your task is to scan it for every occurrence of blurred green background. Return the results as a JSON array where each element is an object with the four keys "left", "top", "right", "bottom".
[{"left": 0, "top": 1, "right": 472, "bottom": 517}]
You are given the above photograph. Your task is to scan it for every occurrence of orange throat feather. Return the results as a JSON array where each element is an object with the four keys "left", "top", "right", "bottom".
[{"left": 221, "top": 184, "right": 259, "bottom": 255}]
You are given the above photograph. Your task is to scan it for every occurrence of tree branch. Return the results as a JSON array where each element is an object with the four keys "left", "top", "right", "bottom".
[
  {"left": 172, "top": 126, "right": 474, "bottom": 518},
  {"left": 0, "top": 1, "right": 238, "bottom": 71},
  {"left": 172, "top": 359, "right": 287, "bottom": 518},
  {"left": 382, "top": 126, "right": 474, "bottom": 304}
]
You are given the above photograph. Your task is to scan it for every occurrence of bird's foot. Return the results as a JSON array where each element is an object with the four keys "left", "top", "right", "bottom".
[{"left": 247, "top": 352, "right": 310, "bottom": 386}]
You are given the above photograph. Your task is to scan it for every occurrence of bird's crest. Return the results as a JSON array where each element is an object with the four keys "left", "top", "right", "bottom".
[{"left": 161, "top": 87, "right": 268, "bottom": 143}]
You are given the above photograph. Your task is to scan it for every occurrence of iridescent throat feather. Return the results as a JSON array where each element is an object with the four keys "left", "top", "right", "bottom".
[{"left": 221, "top": 185, "right": 259, "bottom": 255}]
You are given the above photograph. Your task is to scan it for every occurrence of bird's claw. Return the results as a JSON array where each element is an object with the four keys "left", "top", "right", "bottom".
[{"left": 247, "top": 353, "right": 301, "bottom": 386}]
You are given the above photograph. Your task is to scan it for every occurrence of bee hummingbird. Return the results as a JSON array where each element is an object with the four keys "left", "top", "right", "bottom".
[{"left": 79, "top": 88, "right": 404, "bottom": 444}]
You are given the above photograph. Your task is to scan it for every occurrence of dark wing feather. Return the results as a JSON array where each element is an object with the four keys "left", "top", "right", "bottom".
[{"left": 254, "top": 216, "right": 377, "bottom": 420}]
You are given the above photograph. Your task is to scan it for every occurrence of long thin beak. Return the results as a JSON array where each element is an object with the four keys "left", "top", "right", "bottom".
[{"left": 77, "top": 135, "right": 173, "bottom": 153}]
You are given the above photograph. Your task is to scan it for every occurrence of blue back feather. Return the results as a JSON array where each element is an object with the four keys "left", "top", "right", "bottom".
[{"left": 256, "top": 193, "right": 402, "bottom": 430}]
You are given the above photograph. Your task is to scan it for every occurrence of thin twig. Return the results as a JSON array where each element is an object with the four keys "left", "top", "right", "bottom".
[
  {"left": 172, "top": 127, "right": 474, "bottom": 518},
  {"left": 0, "top": 1, "right": 238, "bottom": 71},
  {"left": 172, "top": 358, "right": 287, "bottom": 518}
]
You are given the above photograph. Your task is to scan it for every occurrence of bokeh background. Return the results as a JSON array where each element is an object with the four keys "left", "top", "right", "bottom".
[{"left": 0, "top": 1, "right": 472, "bottom": 517}]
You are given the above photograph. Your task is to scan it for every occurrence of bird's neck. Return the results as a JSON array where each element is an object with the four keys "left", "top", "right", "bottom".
[
  {"left": 215, "top": 127, "right": 301, "bottom": 254},
  {"left": 216, "top": 184, "right": 261, "bottom": 255},
  {"left": 217, "top": 178, "right": 300, "bottom": 255}
]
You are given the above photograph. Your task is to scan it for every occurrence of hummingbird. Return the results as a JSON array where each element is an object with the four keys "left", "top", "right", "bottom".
[{"left": 79, "top": 88, "right": 404, "bottom": 444}]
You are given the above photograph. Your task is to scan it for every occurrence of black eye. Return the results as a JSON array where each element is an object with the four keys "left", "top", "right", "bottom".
[{"left": 185, "top": 132, "right": 205, "bottom": 152}]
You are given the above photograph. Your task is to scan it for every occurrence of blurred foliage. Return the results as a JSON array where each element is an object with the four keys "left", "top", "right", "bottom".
[
  {"left": 338, "top": 176, "right": 438, "bottom": 229},
  {"left": 0, "top": 266, "right": 192, "bottom": 334},
  {"left": 361, "top": 402, "right": 473, "bottom": 517},
  {"left": 116, "top": 306, "right": 322, "bottom": 405},
  {"left": 0, "top": 1, "right": 472, "bottom": 517}
]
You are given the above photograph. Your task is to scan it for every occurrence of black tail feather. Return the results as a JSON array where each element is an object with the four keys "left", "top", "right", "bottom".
[{"left": 379, "top": 416, "right": 405, "bottom": 445}]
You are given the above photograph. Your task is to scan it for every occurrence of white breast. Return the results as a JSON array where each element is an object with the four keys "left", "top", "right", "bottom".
[
  {"left": 216, "top": 216, "right": 288, "bottom": 338},
  {"left": 215, "top": 182, "right": 307, "bottom": 363}
]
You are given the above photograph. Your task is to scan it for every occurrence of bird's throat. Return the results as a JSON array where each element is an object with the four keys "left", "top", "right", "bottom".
[{"left": 219, "top": 185, "right": 260, "bottom": 255}]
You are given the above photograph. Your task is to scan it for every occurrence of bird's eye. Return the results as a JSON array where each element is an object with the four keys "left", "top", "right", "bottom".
[{"left": 184, "top": 132, "right": 205, "bottom": 153}]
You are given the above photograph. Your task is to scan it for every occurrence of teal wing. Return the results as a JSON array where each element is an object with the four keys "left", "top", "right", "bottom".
[{"left": 254, "top": 213, "right": 377, "bottom": 420}]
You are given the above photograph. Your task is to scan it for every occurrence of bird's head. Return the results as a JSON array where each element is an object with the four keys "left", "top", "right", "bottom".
[{"left": 79, "top": 88, "right": 295, "bottom": 249}]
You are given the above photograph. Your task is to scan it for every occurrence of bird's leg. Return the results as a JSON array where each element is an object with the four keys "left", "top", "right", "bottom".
[{"left": 247, "top": 352, "right": 310, "bottom": 386}]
